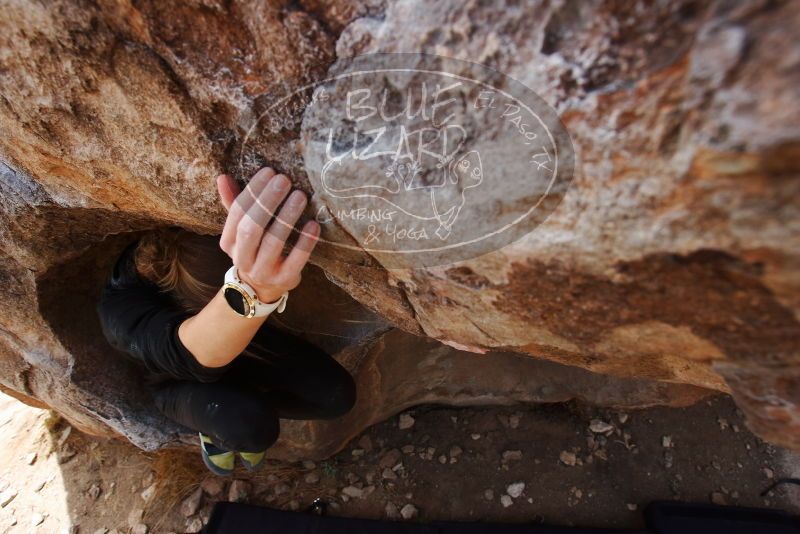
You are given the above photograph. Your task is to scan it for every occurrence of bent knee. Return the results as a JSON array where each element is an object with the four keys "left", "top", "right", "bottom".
[
  {"left": 318, "top": 371, "right": 356, "bottom": 419},
  {"left": 217, "top": 399, "right": 279, "bottom": 452},
  {"left": 231, "top": 425, "right": 279, "bottom": 453}
]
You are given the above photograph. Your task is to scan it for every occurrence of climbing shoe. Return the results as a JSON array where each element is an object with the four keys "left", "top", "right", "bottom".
[
  {"left": 238, "top": 450, "right": 266, "bottom": 472},
  {"left": 199, "top": 432, "right": 235, "bottom": 476}
]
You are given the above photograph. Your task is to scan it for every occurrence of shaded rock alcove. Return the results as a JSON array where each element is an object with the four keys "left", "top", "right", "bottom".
[{"left": 25, "top": 229, "right": 713, "bottom": 460}]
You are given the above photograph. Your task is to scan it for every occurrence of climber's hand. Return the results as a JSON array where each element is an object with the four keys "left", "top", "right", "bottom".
[{"left": 216, "top": 168, "right": 319, "bottom": 303}]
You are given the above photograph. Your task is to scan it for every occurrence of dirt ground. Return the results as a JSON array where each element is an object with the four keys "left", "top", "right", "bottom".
[{"left": 0, "top": 391, "right": 798, "bottom": 534}]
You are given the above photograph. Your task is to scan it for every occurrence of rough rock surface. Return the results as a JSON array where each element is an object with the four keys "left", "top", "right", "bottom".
[{"left": 0, "top": 0, "right": 798, "bottom": 453}]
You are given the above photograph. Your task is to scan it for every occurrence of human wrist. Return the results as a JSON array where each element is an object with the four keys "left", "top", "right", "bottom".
[
  {"left": 252, "top": 286, "right": 286, "bottom": 304},
  {"left": 236, "top": 272, "right": 286, "bottom": 304},
  {"left": 222, "top": 267, "right": 289, "bottom": 318}
]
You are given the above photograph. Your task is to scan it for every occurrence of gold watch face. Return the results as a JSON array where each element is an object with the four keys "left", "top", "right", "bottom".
[{"left": 223, "top": 283, "right": 254, "bottom": 317}]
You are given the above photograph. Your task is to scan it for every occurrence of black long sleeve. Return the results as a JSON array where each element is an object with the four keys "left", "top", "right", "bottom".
[{"left": 96, "top": 242, "right": 233, "bottom": 383}]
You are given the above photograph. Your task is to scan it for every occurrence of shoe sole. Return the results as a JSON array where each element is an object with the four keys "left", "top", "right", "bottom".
[
  {"left": 239, "top": 454, "right": 265, "bottom": 472},
  {"left": 201, "top": 450, "right": 234, "bottom": 476},
  {"left": 199, "top": 433, "right": 234, "bottom": 476}
]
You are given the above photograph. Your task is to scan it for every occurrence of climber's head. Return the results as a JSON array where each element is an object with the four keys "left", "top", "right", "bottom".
[{"left": 134, "top": 228, "right": 231, "bottom": 313}]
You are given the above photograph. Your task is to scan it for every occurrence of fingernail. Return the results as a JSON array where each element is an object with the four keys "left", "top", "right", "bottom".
[
  {"left": 288, "top": 191, "right": 306, "bottom": 206},
  {"left": 271, "top": 174, "right": 290, "bottom": 190}
]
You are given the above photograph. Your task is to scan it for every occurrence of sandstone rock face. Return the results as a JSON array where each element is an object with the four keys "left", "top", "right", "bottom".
[{"left": 0, "top": 0, "right": 798, "bottom": 454}]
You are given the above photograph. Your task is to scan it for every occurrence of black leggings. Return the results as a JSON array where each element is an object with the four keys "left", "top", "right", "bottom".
[{"left": 148, "top": 328, "right": 356, "bottom": 452}]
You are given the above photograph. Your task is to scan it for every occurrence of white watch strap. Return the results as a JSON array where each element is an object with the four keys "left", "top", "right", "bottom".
[{"left": 224, "top": 267, "right": 288, "bottom": 317}]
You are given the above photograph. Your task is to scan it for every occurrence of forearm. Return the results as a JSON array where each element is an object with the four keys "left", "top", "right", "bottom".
[
  {"left": 177, "top": 169, "right": 319, "bottom": 369},
  {"left": 177, "top": 289, "right": 267, "bottom": 368}
]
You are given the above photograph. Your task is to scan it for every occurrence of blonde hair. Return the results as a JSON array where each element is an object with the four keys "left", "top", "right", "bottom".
[{"left": 134, "top": 228, "right": 231, "bottom": 313}]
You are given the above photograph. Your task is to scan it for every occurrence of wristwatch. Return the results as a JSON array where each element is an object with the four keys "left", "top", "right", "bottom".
[{"left": 222, "top": 266, "right": 288, "bottom": 318}]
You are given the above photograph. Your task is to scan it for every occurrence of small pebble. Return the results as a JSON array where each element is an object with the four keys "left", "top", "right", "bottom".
[
  {"left": 399, "top": 414, "right": 415, "bottom": 430},
  {"left": 400, "top": 504, "right": 418, "bottom": 520},
  {"left": 87, "top": 483, "right": 102, "bottom": 501},
  {"left": 57, "top": 426, "right": 72, "bottom": 447},
  {"left": 507, "top": 482, "right": 525, "bottom": 498},
  {"left": 711, "top": 492, "right": 727, "bottom": 505},
  {"left": 342, "top": 486, "right": 364, "bottom": 499},
  {"left": 379, "top": 450, "right": 402, "bottom": 469},
  {"left": 500, "top": 495, "right": 513, "bottom": 508},
  {"left": 200, "top": 478, "right": 225, "bottom": 497},
  {"left": 589, "top": 419, "right": 614, "bottom": 433},
  {"left": 560, "top": 451, "right": 577, "bottom": 466},
  {"left": 181, "top": 487, "right": 203, "bottom": 517},
  {"left": 140, "top": 483, "right": 156, "bottom": 502},
  {"left": 184, "top": 517, "right": 203, "bottom": 534},
  {"left": 228, "top": 480, "right": 250, "bottom": 503}
]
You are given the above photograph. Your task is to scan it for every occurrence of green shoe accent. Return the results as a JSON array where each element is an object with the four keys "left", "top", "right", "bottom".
[
  {"left": 199, "top": 433, "right": 235, "bottom": 476},
  {"left": 238, "top": 450, "right": 266, "bottom": 471}
]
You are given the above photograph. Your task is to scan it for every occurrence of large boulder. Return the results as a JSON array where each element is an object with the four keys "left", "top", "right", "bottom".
[{"left": 0, "top": 0, "right": 797, "bottom": 454}]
